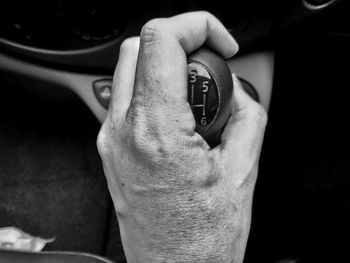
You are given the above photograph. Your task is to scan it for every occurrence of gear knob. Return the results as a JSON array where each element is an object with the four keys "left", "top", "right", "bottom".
[{"left": 187, "top": 48, "right": 233, "bottom": 142}]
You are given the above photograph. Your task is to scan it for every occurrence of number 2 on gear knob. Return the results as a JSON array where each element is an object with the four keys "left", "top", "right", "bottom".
[{"left": 187, "top": 48, "right": 233, "bottom": 142}]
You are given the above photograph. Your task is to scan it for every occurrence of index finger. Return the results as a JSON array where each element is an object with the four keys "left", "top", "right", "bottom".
[
  {"left": 132, "top": 12, "right": 239, "bottom": 108},
  {"left": 157, "top": 11, "right": 239, "bottom": 58}
]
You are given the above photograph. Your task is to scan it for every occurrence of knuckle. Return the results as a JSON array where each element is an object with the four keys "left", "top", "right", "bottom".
[
  {"left": 140, "top": 19, "right": 164, "bottom": 44},
  {"left": 96, "top": 123, "right": 111, "bottom": 158},
  {"left": 197, "top": 10, "right": 214, "bottom": 19},
  {"left": 196, "top": 10, "right": 218, "bottom": 25},
  {"left": 119, "top": 37, "right": 139, "bottom": 55}
]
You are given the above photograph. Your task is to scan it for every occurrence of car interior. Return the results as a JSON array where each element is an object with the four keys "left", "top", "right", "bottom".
[{"left": 0, "top": 0, "right": 349, "bottom": 262}]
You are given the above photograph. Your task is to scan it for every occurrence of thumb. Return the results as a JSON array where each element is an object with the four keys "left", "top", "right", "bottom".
[{"left": 219, "top": 74, "right": 267, "bottom": 183}]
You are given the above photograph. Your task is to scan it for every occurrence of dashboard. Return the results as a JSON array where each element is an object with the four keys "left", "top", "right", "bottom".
[
  {"left": 1, "top": 1, "right": 127, "bottom": 50},
  {"left": 0, "top": 0, "right": 344, "bottom": 73},
  {"left": 0, "top": 0, "right": 302, "bottom": 71},
  {"left": 0, "top": 0, "right": 345, "bottom": 121}
]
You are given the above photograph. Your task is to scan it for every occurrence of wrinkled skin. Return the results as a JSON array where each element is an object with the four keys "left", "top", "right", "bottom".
[{"left": 97, "top": 12, "right": 267, "bottom": 263}]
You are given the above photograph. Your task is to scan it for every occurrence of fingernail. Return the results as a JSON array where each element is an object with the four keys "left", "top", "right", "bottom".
[{"left": 226, "top": 35, "right": 239, "bottom": 59}]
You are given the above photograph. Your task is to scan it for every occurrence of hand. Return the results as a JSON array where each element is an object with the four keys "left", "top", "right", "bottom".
[{"left": 97, "top": 11, "right": 267, "bottom": 263}]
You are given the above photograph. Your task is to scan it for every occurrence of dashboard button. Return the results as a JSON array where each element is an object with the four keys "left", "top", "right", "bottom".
[{"left": 93, "top": 79, "right": 112, "bottom": 109}]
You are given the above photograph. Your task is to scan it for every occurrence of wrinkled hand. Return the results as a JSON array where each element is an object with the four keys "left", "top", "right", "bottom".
[{"left": 97, "top": 12, "right": 267, "bottom": 263}]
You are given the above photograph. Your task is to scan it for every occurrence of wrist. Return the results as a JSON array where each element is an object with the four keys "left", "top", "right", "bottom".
[{"left": 116, "top": 196, "right": 249, "bottom": 263}]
